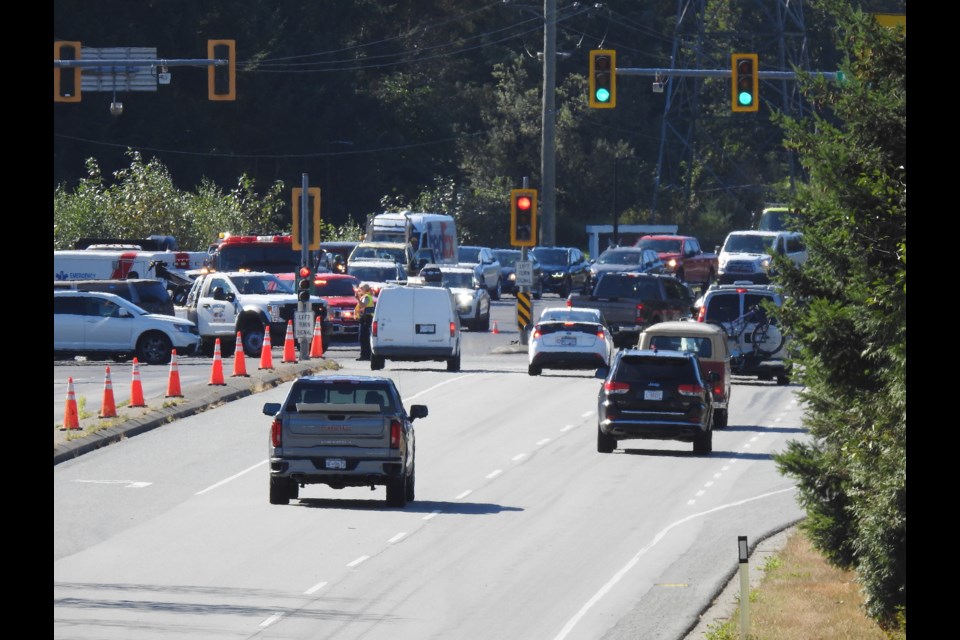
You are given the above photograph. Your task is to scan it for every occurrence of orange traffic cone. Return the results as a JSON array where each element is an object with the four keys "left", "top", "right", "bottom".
[
  {"left": 62, "top": 377, "right": 80, "bottom": 431},
  {"left": 282, "top": 320, "right": 297, "bottom": 363},
  {"left": 309, "top": 317, "right": 324, "bottom": 358},
  {"left": 209, "top": 338, "right": 226, "bottom": 386},
  {"left": 99, "top": 366, "right": 118, "bottom": 419},
  {"left": 129, "top": 357, "right": 146, "bottom": 407},
  {"left": 259, "top": 331, "right": 274, "bottom": 370},
  {"left": 231, "top": 331, "right": 249, "bottom": 377},
  {"left": 166, "top": 349, "right": 183, "bottom": 397},
  {"left": 492, "top": 320, "right": 499, "bottom": 334}
]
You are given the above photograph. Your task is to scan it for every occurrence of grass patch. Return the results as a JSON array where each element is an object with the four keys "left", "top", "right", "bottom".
[{"left": 703, "top": 529, "right": 902, "bottom": 640}]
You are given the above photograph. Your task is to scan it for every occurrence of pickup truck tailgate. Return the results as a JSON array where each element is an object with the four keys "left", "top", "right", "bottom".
[{"left": 284, "top": 404, "right": 388, "bottom": 449}]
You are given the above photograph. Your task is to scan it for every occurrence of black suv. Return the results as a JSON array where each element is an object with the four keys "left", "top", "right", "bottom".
[
  {"left": 695, "top": 283, "right": 790, "bottom": 384},
  {"left": 52, "top": 279, "right": 174, "bottom": 315},
  {"left": 530, "top": 246, "right": 591, "bottom": 297},
  {"left": 596, "top": 349, "right": 716, "bottom": 455}
]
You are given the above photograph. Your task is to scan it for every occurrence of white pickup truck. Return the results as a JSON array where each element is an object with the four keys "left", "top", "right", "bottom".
[{"left": 175, "top": 270, "right": 330, "bottom": 357}]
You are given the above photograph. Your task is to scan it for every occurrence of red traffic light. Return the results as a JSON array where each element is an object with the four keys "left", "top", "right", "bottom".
[
  {"left": 516, "top": 196, "right": 532, "bottom": 211},
  {"left": 298, "top": 266, "right": 311, "bottom": 278}
]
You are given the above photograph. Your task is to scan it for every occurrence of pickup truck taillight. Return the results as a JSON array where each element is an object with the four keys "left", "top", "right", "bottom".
[
  {"left": 603, "top": 381, "right": 630, "bottom": 395},
  {"left": 271, "top": 418, "right": 282, "bottom": 447},
  {"left": 678, "top": 383, "right": 705, "bottom": 397},
  {"left": 696, "top": 306, "right": 706, "bottom": 322},
  {"left": 635, "top": 303, "right": 645, "bottom": 321},
  {"left": 390, "top": 420, "right": 402, "bottom": 449}
]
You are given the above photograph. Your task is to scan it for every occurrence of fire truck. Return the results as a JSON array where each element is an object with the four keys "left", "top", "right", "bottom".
[{"left": 208, "top": 234, "right": 328, "bottom": 275}]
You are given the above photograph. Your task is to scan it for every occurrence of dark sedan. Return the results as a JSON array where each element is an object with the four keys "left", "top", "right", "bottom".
[{"left": 492, "top": 249, "right": 543, "bottom": 299}]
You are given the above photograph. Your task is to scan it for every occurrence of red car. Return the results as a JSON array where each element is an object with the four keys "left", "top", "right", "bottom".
[{"left": 277, "top": 272, "right": 363, "bottom": 340}]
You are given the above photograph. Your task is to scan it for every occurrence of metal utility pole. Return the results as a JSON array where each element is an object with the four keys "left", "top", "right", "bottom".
[{"left": 540, "top": 0, "right": 557, "bottom": 247}]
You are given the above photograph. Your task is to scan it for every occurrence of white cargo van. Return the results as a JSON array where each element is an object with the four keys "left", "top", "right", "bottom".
[
  {"left": 366, "top": 212, "right": 459, "bottom": 267},
  {"left": 370, "top": 285, "right": 462, "bottom": 371}
]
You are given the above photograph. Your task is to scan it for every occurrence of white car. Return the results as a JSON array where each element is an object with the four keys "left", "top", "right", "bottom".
[
  {"left": 54, "top": 290, "right": 201, "bottom": 365},
  {"left": 420, "top": 265, "right": 491, "bottom": 331},
  {"left": 528, "top": 306, "right": 615, "bottom": 376}
]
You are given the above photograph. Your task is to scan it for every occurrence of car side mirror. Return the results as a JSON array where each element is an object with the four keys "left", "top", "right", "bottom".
[
  {"left": 409, "top": 404, "right": 428, "bottom": 420},
  {"left": 117, "top": 308, "right": 132, "bottom": 318},
  {"left": 263, "top": 402, "right": 281, "bottom": 416}
]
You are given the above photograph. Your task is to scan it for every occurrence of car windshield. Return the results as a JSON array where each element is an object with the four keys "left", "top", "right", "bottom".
[
  {"left": 441, "top": 272, "right": 475, "bottom": 289},
  {"left": 348, "top": 265, "right": 399, "bottom": 282},
  {"left": 532, "top": 248, "right": 566, "bottom": 264},
  {"left": 724, "top": 235, "right": 775, "bottom": 254},
  {"left": 231, "top": 274, "right": 292, "bottom": 295},
  {"left": 540, "top": 309, "right": 600, "bottom": 324},
  {"left": 494, "top": 251, "right": 519, "bottom": 267},
  {"left": 314, "top": 277, "right": 359, "bottom": 296},
  {"left": 597, "top": 250, "right": 643, "bottom": 265},
  {"left": 637, "top": 238, "right": 682, "bottom": 253},
  {"left": 352, "top": 246, "right": 406, "bottom": 262},
  {"left": 458, "top": 247, "right": 481, "bottom": 263}
]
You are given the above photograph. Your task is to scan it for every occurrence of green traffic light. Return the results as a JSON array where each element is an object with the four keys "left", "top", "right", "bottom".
[
  {"left": 738, "top": 91, "right": 754, "bottom": 106},
  {"left": 595, "top": 88, "right": 610, "bottom": 103}
]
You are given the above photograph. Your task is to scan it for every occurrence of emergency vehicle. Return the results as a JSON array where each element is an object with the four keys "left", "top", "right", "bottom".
[
  {"left": 53, "top": 245, "right": 208, "bottom": 282},
  {"left": 208, "top": 234, "right": 327, "bottom": 275},
  {"left": 365, "top": 212, "right": 459, "bottom": 266}
]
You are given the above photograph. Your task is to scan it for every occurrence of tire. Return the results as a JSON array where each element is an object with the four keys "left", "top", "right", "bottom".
[
  {"left": 386, "top": 475, "right": 408, "bottom": 507},
  {"left": 491, "top": 278, "right": 502, "bottom": 301},
  {"left": 714, "top": 408, "right": 728, "bottom": 429},
  {"left": 693, "top": 429, "right": 713, "bottom": 455},
  {"left": 528, "top": 364, "right": 542, "bottom": 376},
  {"left": 219, "top": 338, "right": 236, "bottom": 359},
  {"left": 777, "top": 374, "right": 790, "bottom": 386},
  {"left": 597, "top": 425, "right": 616, "bottom": 453},
  {"left": 751, "top": 322, "right": 785, "bottom": 356},
  {"left": 241, "top": 324, "right": 266, "bottom": 358},
  {"left": 446, "top": 352, "right": 461, "bottom": 372},
  {"left": 370, "top": 355, "right": 385, "bottom": 370},
  {"left": 405, "top": 465, "right": 415, "bottom": 502},
  {"left": 559, "top": 278, "right": 571, "bottom": 299},
  {"left": 137, "top": 331, "right": 173, "bottom": 365},
  {"left": 479, "top": 312, "right": 490, "bottom": 332},
  {"left": 269, "top": 477, "right": 291, "bottom": 505}
]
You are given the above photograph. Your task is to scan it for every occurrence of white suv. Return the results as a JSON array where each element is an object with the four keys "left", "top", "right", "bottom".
[
  {"left": 54, "top": 290, "right": 201, "bottom": 365},
  {"left": 717, "top": 230, "right": 806, "bottom": 285}
]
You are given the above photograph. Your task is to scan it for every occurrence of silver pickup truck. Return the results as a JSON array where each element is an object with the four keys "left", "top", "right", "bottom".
[{"left": 262, "top": 375, "right": 428, "bottom": 507}]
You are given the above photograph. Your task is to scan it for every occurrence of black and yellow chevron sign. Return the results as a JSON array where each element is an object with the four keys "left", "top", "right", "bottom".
[{"left": 516, "top": 291, "right": 532, "bottom": 330}]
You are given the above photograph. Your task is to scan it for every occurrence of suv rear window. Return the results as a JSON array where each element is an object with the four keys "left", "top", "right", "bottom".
[
  {"left": 648, "top": 335, "right": 713, "bottom": 358},
  {"left": 614, "top": 355, "right": 695, "bottom": 382},
  {"left": 705, "top": 294, "right": 740, "bottom": 323}
]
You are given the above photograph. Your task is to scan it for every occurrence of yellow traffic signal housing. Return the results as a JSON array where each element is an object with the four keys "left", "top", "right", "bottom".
[
  {"left": 731, "top": 53, "right": 759, "bottom": 112},
  {"left": 292, "top": 187, "right": 322, "bottom": 250},
  {"left": 589, "top": 50, "right": 616, "bottom": 109},
  {"left": 510, "top": 188, "right": 538, "bottom": 247},
  {"left": 54, "top": 41, "right": 82, "bottom": 103},
  {"left": 208, "top": 39, "right": 236, "bottom": 101}
]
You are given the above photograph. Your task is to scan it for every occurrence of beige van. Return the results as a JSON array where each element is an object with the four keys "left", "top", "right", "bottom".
[{"left": 636, "top": 320, "right": 732, "bottom": 428}]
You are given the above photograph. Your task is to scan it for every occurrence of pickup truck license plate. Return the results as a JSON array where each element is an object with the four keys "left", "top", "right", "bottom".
[
  {"left": 416, "top": 324, "right": 436, "bottom": 334},
  {"left": 325, "top": 458, "right": 346, "bottom": 470},
  {"left": 644, "top": 390, "right": 663, "bottom": 401},
  {"left": 560, "top": 336, "right": 577, "bottom": 346}
]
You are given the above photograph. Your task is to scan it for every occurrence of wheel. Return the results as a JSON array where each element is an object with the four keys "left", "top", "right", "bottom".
[
  {"left": 693, "top": 429, "right": 713, "bottom": 455},
  {"left": 137, "top": 331, "right": 173, "bottom": 365},
  {"left": 219, "top": 338, "right": 236, "bottom": 359},
  {"left": 478, "top": 312, "right": 490, "bottom": 332},
  {"left": 597, "top": 425, "right": 616, "bottom": 453},
  {"left": 777, "top": 374, "right": 790, "bottom": 385},
  {"left": 491, "top": 278, "right": 502, "bottom": 301},
  {"left": 405, "top": 465, "right": 415, "bottom": 502},
  {"left": 370, "top": 355, "right": 385, "bottom": 370},
  {"left": 559, "top": 278, "right": 571, "bottom": 299},
  {"left": 241, "top": 324, "right": 266, "bottom": 358},
  {"left": 446, "top": 352, "right": 461, "bottom": 372},
  {"left": 528, "top": 364, "right": 542, "bottom": 376},
  {"left": 751, "top": 322, "right": 785, "bottom": 356},
  {"left": 386, "top": 474, "right": 408, "bottom": 507},
  {"left": 269, "top": 477, "right": 291, "bottom": 505},
  {"left": 714, "top": 408, "right": 728, "bottom": 429}
]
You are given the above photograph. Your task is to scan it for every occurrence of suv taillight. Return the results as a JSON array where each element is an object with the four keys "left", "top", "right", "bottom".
[
  {"left": 271, "top": 418, "right": 282, "bottom": 447},
  {"left": 390, "top": 420, "right": 402, "bottom": 449},
  {"left": 604, "top": 381, "right": 630, "bottom": 394},
  {"left": 678, "top": 383, "right": 705, "bottom": 397}
]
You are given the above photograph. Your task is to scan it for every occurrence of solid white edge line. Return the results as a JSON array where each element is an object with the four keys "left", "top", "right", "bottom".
[
  {"left": 551, "top": 487, "right": 797, "bottom": 640},
  {"left": 195, "top": 459, "right": 268, "bottom": 495}
]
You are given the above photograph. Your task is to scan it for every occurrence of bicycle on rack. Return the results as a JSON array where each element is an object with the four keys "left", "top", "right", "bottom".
[{"left": 708, "top": 304, "right": 785, "bottom": 364}]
